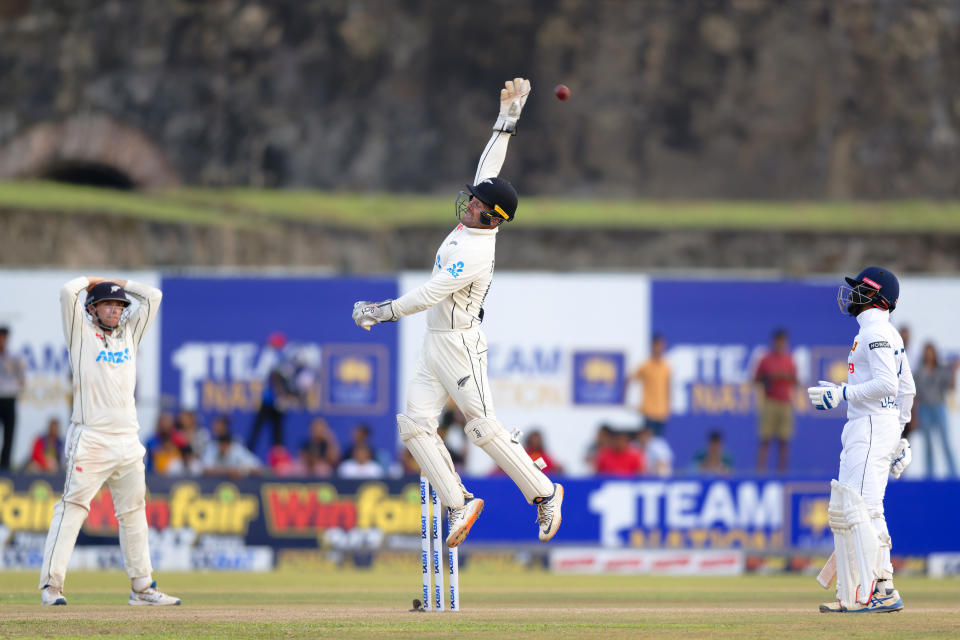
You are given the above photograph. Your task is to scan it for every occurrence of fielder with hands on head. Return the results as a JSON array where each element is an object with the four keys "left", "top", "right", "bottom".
[
  {"left": 352, "top": 78, "right": 564, "bottom": 547},
  {"left": 807, "top": 266, "right": 915, "bottom": 613},
  {"left": 38, "top": 276, "right": 180, "bottom": 606}
]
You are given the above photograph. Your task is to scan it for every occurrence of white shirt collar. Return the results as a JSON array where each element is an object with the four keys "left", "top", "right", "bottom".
[
  {"left": 856, "top": 307, "right": 890, "bottom": 327},
  {"left": 459, "top": 223, "right": 499, "bottom": 236}
]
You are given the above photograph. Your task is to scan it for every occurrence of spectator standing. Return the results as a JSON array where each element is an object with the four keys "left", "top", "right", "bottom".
[
  {"left": 754, "top": 328, "right": 798, "bottom": 473},
  {"left": 694, "top": 430, "right": 734, "bottom": 475},
  {"left": 626, "top": 334, "right": 671, "bottom": 435},
  {"left": 248, "top": 332, "right": 296, "bottom": 453},
  {"left": 27, "top": 417, "right": 64, "bottom": 473},
  {"left": 913, "top": 342, "right": 958, "bottom": 478},
  {"left": 595, "top": 429, "right": 646, "bottom": 476},
  {"left": 0, "top": 326, "right": 26, "bottom": 471}
]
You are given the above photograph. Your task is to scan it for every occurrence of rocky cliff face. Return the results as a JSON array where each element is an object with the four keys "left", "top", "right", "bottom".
[
  {"left": 4, "top": 208, "right": 958, "bottom": 276},
  {"left": 1, "top": 1, "right": 959, "bottom": 198}
]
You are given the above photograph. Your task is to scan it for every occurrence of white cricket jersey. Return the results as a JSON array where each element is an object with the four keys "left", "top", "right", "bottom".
[
  {"left": 844, "top": 308, "right": 916, "bottom": 424},
  {"left": 390, "top": 128, "right": 511, "bottom": 330},
  {"left": 391, "top": 224, "right": 496, "bottom": 330},
  {"left": 60, "top": 277, "right": 162, "bottom": 434}
]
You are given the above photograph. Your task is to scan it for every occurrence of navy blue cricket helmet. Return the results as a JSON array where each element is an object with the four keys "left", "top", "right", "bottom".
[
  {"left": 837, "top": 266, "right": 899, "bottom": 316},
  {"left": 455, "top": 177, "right": 519, "bottom": 225}
]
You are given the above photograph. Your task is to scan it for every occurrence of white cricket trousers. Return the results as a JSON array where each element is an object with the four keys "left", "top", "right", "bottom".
[
  {"left": 406, "top": 329, "right": 494, "bottom": 428},
  {"left": 39, "top": 425, "right": 152, "bottom": 591},
  {"left": 837, "top": 414, "right": 902, "bottom": 578},
  {"left": 403, "top": 328, "right": 554, "bottom": 508}
]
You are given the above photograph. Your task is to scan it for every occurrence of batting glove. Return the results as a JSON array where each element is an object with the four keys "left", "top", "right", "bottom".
[
  {"left": 807, "top": 380, "right": 846, "bottom": 410},
  {"left": 352, "top": 299, "right": 396, "bottom": 331},
  {"left": 890, "top": 438, "right": 912, "bottom": 478},
  {"left": 493, "top": 77, "right": 531, "bottom": 134}
]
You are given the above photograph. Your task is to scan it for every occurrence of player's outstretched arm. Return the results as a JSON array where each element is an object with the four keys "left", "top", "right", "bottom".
[
  {"left": 475, "top": 77, "right": 531, "bottom": 183},
  {"left": 353, "top": 251, "right": 488, "bottom": 331}
]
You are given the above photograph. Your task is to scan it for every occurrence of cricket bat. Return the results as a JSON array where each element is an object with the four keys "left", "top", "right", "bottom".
[{"left": 816, "top": 551, "right": 836, "bottom": 589}]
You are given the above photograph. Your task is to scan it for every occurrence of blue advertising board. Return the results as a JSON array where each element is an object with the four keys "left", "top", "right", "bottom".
[
  {"left": 1, "top": 474, "right": 953, "bottom": 555},
  {"left": 159, "top": 276, "right": 399, "bottom": 463},
  {"left": 650, "top": 279, "right": 856, "bottom": 475}
]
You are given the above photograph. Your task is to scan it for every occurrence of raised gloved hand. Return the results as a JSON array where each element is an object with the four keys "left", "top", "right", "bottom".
[
  {"left": 807, "top": 380, "right": 846, "bottom": 410},
  {"left": 890, "top": 438, "right": 912, "bottom": 478},
  {"left": 493, "top": 77, "right": 531, "bottom": 134},
  {"left": 352, "top": 300, "right": 396, "bottom": 331}
]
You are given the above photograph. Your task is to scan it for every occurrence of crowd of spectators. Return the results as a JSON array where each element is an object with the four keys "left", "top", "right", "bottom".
[
  {"left": 136, "top": 411, "right": 414, "bottom": 479},
  {"left": 10, "top": 327, "right": 957, "bottom": 479}
]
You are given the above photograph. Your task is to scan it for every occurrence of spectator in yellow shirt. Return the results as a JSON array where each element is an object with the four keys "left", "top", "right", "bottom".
[{"left": 626, "top": 334, "right": 671, "bottom": 436}]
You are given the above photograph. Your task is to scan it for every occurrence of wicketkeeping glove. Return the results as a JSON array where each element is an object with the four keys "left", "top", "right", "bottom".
[
  {"left": 890, "top": 438, "right": 912, "bottom": 478},
  {"left": 807, "top": 380, "right": 847, "bottom": 410},
  {"left": 493, "top": 77, "right": 531, "bottom": 134},
  {"left": 352, "top": 300, "right": 396, "bottom": 331}
]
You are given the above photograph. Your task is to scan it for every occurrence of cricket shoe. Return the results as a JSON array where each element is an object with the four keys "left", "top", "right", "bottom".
[
  {"left": 41, "top": 585, "right": 66, "bottom": 606},
  {"left": 445, "top": 498, "right": 484, "bottom": 548},
  {"left": 129, "top": 581, "right": 181, "bottom": 606},
  {"left": 819, "top": 586, "right": 903, "bottom": 613},
  {"left": 534, "top": 483, "right": 564, "bottom": 542}
]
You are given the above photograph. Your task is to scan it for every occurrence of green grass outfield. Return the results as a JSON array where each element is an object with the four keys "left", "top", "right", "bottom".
[
  {"left": 1, "top": 570, "right": 958, "bottom": 639},
  {"left": 2, "top": 180, "right": 960, "bottom": 231}
]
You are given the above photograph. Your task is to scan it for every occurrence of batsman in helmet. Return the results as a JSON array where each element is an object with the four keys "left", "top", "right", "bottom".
[
  {"left": 352, "top": 78, "right": 563, "bottom": 547},
  {"left": 808, "top": 266, "right": 916, "bottom": 613}
]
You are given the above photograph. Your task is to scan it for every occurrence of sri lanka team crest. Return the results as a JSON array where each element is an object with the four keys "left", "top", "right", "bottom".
[
  {"left": 322, "top": 344, "right": 389, "bottom": 413},
  {"left": 572, "top": 351, "right": 625, "bottom": 405}
]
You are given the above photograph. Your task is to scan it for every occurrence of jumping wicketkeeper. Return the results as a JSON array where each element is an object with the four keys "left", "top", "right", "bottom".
[{"left": 352, "top": 78, "right": 563, "bottom": 547}]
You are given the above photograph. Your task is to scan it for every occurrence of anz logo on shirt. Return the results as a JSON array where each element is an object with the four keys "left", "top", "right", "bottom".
[
  {"left": 96, "top": 348, "right": 131, "bottom": 364},
  {"left": 446, "top": 261, "right": 464, "bottom": 278}
]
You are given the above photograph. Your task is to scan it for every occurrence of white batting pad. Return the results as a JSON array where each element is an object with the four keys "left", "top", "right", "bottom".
[
  {"left": 397, "top": 414, "right": 468, "bottom": 509},
  {"left": 464, "top": 417, "right": 553, "bottom": 504},
  {"left": 872, "top": 514, "right": 894, "bottom": 581},
  {"left": 828, "top": 480, "right": 880, "bottom": 606}
]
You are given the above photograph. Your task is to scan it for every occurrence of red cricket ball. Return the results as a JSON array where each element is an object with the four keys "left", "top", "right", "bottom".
[{"left": 554, "top": 84, "right": 571, "bottom": 101}]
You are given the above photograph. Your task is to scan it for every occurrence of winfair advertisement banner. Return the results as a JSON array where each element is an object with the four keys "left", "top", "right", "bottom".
[{"left": 1, "top": 474, "right": 955, "bottom": 572}]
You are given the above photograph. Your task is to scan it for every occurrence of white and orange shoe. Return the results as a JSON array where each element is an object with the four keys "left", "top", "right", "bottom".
[
  {"left": 445, "top": 498, "right": 484, "bottom": 548},
  {"left": 535, "top": 483, "right": 564, "bottom": 542}
]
